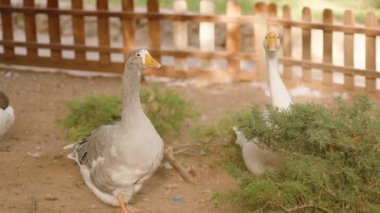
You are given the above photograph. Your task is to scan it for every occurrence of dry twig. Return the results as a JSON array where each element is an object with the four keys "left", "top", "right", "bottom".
[
  {"left": 164, "top": 146, "right": 198, "bottom": 183},
  {"left": 318, "top": 181, "right": 337, "bottom": 198},
  {"left": 260, "top": 201, "right": 329, "bottom": 213}
]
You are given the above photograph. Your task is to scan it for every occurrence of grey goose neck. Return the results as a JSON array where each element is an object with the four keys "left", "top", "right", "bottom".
[{"left": 121, "top": 60, "right": 143, "bottom": 122}]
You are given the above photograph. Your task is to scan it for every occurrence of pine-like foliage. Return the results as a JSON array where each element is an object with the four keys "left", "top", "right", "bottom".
[
  {"left": 234, "top": 95, "right": 380, "bottom": 212},
  {"left": 140, "top": 84, "right": 199, "bottom": 136},
  {"left": 62, "top": 84, "right": 198, "bottom": 141},
  {"left": 62, "top": 95, "right": 121, "bottom": 141}
]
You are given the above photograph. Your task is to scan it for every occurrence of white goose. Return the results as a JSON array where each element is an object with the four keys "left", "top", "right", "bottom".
[
  {"left": 0, "top": 91, "right": 14, "bottom": 138},
  {"left": 234, "top": 32, "right": 291, "bottom": 175},
  {"left": 65, "top": 49, "right": 164, "bottom": 213},
  {"left": 264, "top": 31, "right": 293, "bottom": 110}
]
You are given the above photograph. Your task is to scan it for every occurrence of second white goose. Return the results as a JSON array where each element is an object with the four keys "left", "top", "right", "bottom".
[{"left": 235, "top": 32, "right": 290, "bottom": 175}]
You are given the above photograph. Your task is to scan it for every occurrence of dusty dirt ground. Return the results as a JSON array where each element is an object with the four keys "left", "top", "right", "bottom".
[{"left": 0, "top": 69, "right": 379, "bottom": 213}]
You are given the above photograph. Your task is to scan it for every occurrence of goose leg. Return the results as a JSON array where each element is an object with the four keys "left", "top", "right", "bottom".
[
  {"left": 117, "top": 195, "right": 130, "bottom": 213},
  {"left": 117, "top": 195, "right": 142, "bottom": 213}
]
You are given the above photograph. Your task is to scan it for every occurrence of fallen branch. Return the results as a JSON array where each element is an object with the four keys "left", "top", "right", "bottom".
[
  {"left": 264, "top": 201, "right": 329, "bottom": 213},
  {"left": 173, "top": 148, "right": 199, "bottom": 156},
  {"left": 287, "top": 204, "right": 329, "bottom": 213},
  {"left": 318, "top": 181, "right": 337, "bottom": 198},
  {"left": 164, "top": 146, "right": 198, "bottom": 183},
  {"left": 276, "top": 148, "right": 304, "bottom": 157}
]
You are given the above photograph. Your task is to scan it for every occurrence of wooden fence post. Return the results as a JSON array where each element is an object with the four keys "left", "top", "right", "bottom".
[
  {"left": 365, "top": 12, "right": 377, "bottom": 93},
  {"left": 47, "top": 0, "right": 61, "bottom": 60},
  {"left": 343, "top": 10, "right": 354, "bottom": 90},
  {"left": 97, "top": 0, "right": 110, "bottom": 64},
  {"left": 147, "top": 0, "right": 160, "bottom": 61},
  {"left": 267, "top": 3, "right": 277, "bottom": 31},
  {"left": 72, "top": 0, "right": 86, "bottom": 61},
  {"left": 122, "top": 0, "right": 135, "bottom": 55},
  {"left": 24, "top": 0, "right": 37, "bottom": 58},
  {"left": 173, "top": 0, "right": 187, "bottom": 70},
  {"left": 0, "top": 0, "right": 14, "bottom": 58},
  {"left": 253, "top": 2, "right": 268, "bottom": 82},
  {"left": 282, "top": 5, "right": 292, "bottom": 79},
  {"left": 200, "top": 0, "right": 215, "bottom": 70},
  {"left": 226, "top": 0, "right": 241, "bottom": 78},
  {"left": 302, "top": 7, "right": 311, "bottom": 82},
  {"left": 322, "top": 9, "right": 333, "bottom": 85}
]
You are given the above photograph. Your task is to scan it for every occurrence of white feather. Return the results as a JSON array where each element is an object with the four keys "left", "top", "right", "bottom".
[
  {"left": 63, "top": 143, "right": 76, "bottom": 150},
  {"left": 0, "top": 106, "right": 14, "bottom": 137}
]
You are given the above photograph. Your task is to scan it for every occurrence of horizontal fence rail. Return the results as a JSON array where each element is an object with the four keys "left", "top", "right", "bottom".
[
  {"left": 270, "top": 19, "right": 380, "bottom": 36},
  {"left": 0, "top": 0, "right": 379, "bottom": 92},
  {"left": 0, "top": 5, "right": 259, "bottom": 23}
]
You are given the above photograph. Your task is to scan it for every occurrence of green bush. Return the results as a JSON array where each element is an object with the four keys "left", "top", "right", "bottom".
[
  {"left": 141, "top": 84, "right": 199, "bottom": 135},
  {"left": 229, "top": 95, "right": 380, "bottom": 212},
  {"left": 191, "top": 115, "right": 236, "bottom": 144},
  {"left": 62, "top": 84, "right": 198, "bottom": 141},
  {"left": 62, "top": 95, "right": 121, "bottom": 141}
]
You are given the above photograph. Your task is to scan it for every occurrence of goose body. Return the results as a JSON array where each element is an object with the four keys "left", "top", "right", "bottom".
[
  {"left": 234, "top": 32, "right": 290, "bottom": 175},
  {"left": 234, "top": 127, "right": 284, "bottom": 175},
  {"left": 0, "top": 91, "right": 14, "bottom": 138},
  {"left": 66, "top": 49, "right": 164, "bottom": 211}
]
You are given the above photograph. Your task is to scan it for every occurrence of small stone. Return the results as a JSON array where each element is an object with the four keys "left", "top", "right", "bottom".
[
  {"left": 27, "top": 146, "right": 43, "bottom": 158},
  {"left": 5, "top": 72, "right": 13, "bottom": 78},
  {"left": 172, "top": 195, "right": 183, "bottom": 202},
  {"left": 45, "top": 194, "right": 58, "bottom": 201},
  {"left": 164, "top": 184, "right": 178, "bottom": 190},
  {"left": 27, "top": 151, "right": 43, "bottom": 158}
]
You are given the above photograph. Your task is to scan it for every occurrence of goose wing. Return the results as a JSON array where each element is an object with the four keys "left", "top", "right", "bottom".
[{"left": 71, "top": 122, "right": 156, "bottom": 194}]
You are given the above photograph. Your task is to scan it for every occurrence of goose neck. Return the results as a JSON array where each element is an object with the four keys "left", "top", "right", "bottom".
[
  {"left": 121, "top": 66, "right": 143, "bottom": 123},
  {"left": 266, "top": 52, "right": 279, "bottom": 81}
]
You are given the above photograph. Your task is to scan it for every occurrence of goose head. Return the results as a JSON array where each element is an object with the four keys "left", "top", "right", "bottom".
[
  {"left": 0, "top": 91, "right": 9, "bottom": 110},
  {"left": 125, "top": 49, "right": 161, "bottom": 72},
  {"left": 263, "top": 32, "right": 280, "bottom": 54}
]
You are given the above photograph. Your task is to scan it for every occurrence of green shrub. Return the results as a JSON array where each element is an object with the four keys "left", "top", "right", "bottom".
[
  {"left": 62, "top": 84, "right": 198, "bottom": 141},
  {"left": 192, "top": 115, "right": 236, "bottom": 144},
  {"left": 228, "top": 95, "right": 380, "bottom": 212},
  {"left": 141, "top": 84, "right": 199, "bottom": 135},
  {"left": 62, "top": 95, "right": 121, "bottom": 141}
]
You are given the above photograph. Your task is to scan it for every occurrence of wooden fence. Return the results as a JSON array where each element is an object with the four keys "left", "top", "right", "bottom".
[{"left": 0, "top": 0, "right": 379, "bottom": 92}]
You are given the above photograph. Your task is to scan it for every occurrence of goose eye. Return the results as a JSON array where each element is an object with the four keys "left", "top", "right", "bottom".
[{"left": 136, "top": 53, "right": 141, "bottom": 57}]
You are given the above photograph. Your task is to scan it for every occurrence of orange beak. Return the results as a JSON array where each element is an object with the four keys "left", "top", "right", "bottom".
[
  {"left": 144, "top": 54, "right": 161, "bottom": 68},
  {"left": 267, "top": 37, "right": 277, "bottom": 52}
]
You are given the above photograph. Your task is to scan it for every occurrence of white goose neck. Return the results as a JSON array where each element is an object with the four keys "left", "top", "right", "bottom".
[
  {"left": 265, "top": 50, "right": 293, "bottom": 110},
  {"left": 266, "top": 52, "right": 280, "bottom": 83}
]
